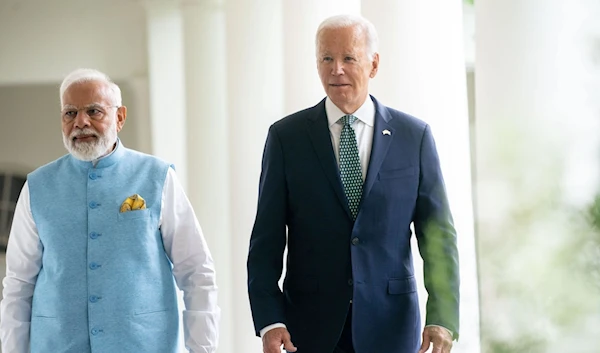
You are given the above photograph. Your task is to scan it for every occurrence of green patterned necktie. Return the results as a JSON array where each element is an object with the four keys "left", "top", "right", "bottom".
[{"left": 339, "top": 115, "right": 363, "bottom": 220}]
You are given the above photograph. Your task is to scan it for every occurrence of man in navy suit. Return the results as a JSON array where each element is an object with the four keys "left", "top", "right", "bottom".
[{"left": 247, "top": 14, "right": 459, "bottom": 353}]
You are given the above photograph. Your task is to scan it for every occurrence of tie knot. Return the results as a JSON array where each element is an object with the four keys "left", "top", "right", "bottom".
[{"left": 340, "top": 115, "right": 357, "bottom": 126}]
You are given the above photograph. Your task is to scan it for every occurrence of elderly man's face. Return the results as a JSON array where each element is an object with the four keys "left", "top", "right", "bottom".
[
  {"left": 317, "top": 26, "right": 379, "bottom": 114},
  {"left": 61, "top": 81, "right": 126, "bottom": 161}
]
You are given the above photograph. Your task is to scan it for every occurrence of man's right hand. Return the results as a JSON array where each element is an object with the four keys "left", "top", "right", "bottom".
[{"left": 262, "top": 327, "right": 297, "bottom": 353}]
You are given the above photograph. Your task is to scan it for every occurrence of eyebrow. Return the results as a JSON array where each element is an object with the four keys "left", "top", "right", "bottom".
[
  {"left": 62, "top": 103, "right": 104, "bottom": 110},
  {"left": 319, "top": 51, "right": 357, "bottom": 57}
]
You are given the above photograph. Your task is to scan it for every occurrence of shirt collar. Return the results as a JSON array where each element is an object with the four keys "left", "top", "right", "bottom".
[{"left": 326, "top": 95, "right": 375, "bottom": 127}]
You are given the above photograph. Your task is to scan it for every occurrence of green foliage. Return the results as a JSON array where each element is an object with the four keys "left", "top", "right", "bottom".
[
  {"left": 475, "top": 116, "right": 600, "bottom": 353},
  {"left": 486, "top": 335, "right": 547, "bottom": 353}
]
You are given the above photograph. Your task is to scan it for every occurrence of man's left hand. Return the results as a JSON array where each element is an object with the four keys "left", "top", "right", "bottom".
[{"left": 418, "top": 326, "right": 453, "bottom": 353}]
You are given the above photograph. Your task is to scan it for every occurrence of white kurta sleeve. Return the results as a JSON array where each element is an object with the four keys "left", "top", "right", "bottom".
[
  {"left": 0, "top": 182, "right": 43, "bottom": 353},
  {"left": 159, "top": 168, "right": 220, "bottom": 353}
]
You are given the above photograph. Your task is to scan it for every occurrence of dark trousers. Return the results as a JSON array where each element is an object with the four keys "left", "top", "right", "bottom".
[{"left": 334, "top": 305, "right": 355, "bottom": 353}]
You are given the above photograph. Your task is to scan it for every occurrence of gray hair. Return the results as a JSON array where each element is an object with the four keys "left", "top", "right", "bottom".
[
  {"left": 315, "top": 14, "right": 379, "bottom": 60},
  {"left": 59, "top": 68, "right": 122, "bottom": 107}
]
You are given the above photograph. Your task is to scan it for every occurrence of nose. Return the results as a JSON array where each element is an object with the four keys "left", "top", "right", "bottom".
[
  {"left": 331, "top": 60, "right": 344, "bottom": 76},
  {"left": 73, "top": 110, "right": 91, "bottom": 129}
]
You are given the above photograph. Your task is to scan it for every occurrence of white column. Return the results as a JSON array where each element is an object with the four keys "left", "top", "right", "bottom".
[
  {"left": 282, "top": 0, "right": 361, "bottom": 114},
  {"left": 181, "top": 0, "right": 233, "bottom": 352},
  {"left": 145, "top": 0, "right": 188, "bottom": 190},
  {"left": 475, "top": 1, "right": 600, "bottom": 350},
  {"left": 126, "top": 74, "right": 153, "bottom": 154},
  {"left": 144, "top": 2, "right": 188, "bottom": 351},
  {"left": 226, "top": 0, "right": 284, "bottom": 350},
  {"left": 362, "top": 2, "right": 479, "bottom": 352}
]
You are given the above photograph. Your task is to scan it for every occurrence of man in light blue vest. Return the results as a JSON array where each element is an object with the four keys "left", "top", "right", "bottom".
[{"left": 0, "top": 68, "right": 220, "bottom": 353}]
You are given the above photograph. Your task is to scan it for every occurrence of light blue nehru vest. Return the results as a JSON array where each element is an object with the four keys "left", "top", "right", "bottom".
[{"left": 27, "top": 141, "right": 179, "bottom": 353}]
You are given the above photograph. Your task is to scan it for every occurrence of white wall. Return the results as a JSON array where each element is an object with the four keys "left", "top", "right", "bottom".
[
  {"left": 0, "top": 0, "right": 152, "bottom": 163},
  {"left": 0, "top": 84, "right": 66, "bottom": 172},
  {"left": 0, "top": 0, "right": 148, "bottom": 85},
  {"left": 0, "top": 83, "right": 143, "bottom": 171}
]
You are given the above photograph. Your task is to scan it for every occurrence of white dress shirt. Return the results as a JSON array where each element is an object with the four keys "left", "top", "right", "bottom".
[
  {"left": 260, "top": 96, "right": 452, "bottom": 339},
  {"left": 325, "top": 96, "right": 375, "bottom": 181},
  {"left": 1, "top": 165, "right": 220, "bottom": 353}
]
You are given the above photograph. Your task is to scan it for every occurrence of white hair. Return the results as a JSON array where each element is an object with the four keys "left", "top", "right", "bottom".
[
  {"left": 315, "top": 14, "right": 379, "bottom": 60},
  {"left": 59, "top": 68, "right": 122, "bottom": 107}
]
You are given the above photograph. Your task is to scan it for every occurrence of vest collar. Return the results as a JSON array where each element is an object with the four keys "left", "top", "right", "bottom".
[{"left": 70, "top": 138, "right": 125, "bottom": 169}]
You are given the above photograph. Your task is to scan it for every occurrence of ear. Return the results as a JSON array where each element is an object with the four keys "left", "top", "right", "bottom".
[
  {"left": 116, "top": 106, "right": 127, "bottom": 133},
  {"left": 370, "top": 52, "right": 380, "bottom": 78}
]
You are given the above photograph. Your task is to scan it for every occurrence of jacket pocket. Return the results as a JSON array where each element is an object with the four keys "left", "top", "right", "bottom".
[
  {"left": 378, "top": 166, "right": 415, "bottom": 180},
  {"left": 118, "top": 208, "right": 150, "bottom": 221},
  {"left": 134, "top": 305, "right": 174, "bottom": 316},
  {"left": 388, "top": 276, "right": 417, "bottom": 295}
]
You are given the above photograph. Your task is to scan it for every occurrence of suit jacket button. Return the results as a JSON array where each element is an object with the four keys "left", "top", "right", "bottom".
[
  {"left": 348, "top": 279, "right": 353, "bottom": 286},
  {"left": 351, "top": 237, "right": 359, "bottom": 245}
]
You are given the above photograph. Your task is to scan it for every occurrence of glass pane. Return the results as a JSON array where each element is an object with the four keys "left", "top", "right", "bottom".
[
  {"left": 5, "top": 210, "right": 15, "bottom": 231},
  {"left": 2, "top": 209, "right": 14, "bottom": 243},
  {"left": 0, "top": 174, "right": 4, "bottom": 199},
  {"left": 9, "top": 176, "right": 26, "bottom": 202},
  {"left": 0, "top": 210, "right": 8, "bottom": 250}
]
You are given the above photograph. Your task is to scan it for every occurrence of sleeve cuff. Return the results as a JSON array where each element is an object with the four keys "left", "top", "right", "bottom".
[
  {"left": 182, "top": 309, "right": 220, "bottom": 352},
  {"left": 259, "top": 323, "right": 287, "bottom": 337}
]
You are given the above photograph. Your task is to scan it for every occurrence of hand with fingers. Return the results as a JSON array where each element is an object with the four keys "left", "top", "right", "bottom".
[
  {"left": 262, "top": 327, "right": 297, "bottom": 353},
  {"left": 418, "top": 326, "right": 453, "bottom": 353}
]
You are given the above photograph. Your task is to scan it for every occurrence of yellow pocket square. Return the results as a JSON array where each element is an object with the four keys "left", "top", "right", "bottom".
[{"left": 120, "top": 194, "right": 147, "bottom": 213}]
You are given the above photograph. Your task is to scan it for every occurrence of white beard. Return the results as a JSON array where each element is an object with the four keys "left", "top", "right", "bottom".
[{"left": 62, "top": 119, "right": 118, "bottom": 161}]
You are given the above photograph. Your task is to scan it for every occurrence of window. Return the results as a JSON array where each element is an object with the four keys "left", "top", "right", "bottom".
[{"left": 0, "top": 172, "right": 27, "bottom": 251}]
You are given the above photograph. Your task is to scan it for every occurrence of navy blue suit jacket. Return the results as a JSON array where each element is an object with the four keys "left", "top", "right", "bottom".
[{"left": 247, "top": 96, "right": 459, "bottom": 353}]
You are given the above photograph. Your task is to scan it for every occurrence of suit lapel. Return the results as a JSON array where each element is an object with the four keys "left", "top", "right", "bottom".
[
  {"left": 306, "top": 99, "right": 353, "bottom": 219},
  {"left": 362, "top": 97, "right": 395, "bottom": 204}
]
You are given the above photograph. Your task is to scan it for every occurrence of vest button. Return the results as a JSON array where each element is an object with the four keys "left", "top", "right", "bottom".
[
  {"left": 89, "top": 262, "right": 101, "bottom": 270},
  {"left": 89, "top": 232, "right": 100, "bottom": 239},
  {"left": 89, "top": 173, "right": 98, "bottom": 180},
  {"left": 91, "top": 328, "right": 99, "bottom": 335},
  {"left": 89, "top": 201, "right": 98, "bottom": 209},
  {"left": 89, "top": 295, "right": 100, "bottom": 303}
]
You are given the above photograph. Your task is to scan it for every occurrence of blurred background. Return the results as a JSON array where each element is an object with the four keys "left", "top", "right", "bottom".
[{"left": 1, "top": 0, "right": 599, "bottom": 352}]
